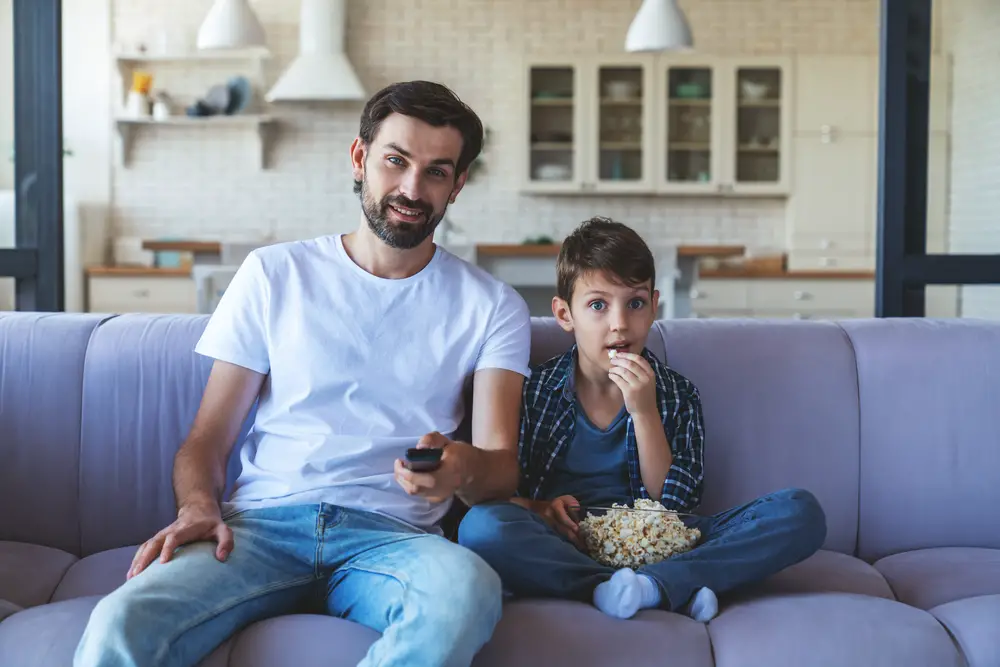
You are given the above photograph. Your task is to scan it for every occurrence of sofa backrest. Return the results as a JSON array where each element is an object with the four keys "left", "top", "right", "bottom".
[
  {"left": 2, "top": 312, "right": 998, "bottom": 561},
  {"left": 840, "top": 319, "right": 1000, "bottom": 561}
]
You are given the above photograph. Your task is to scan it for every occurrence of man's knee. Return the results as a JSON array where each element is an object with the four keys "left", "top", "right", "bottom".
[
  {"left": 435, "top": 548, "right": 503, "bottom": 627},
  {"left": 76, "top": 585, "right": 156, "bottom": 664}
]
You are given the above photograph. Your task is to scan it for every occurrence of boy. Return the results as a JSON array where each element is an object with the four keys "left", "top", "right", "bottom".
[{"left": 458, "top": 217, "right": 827, "bottom": 622}]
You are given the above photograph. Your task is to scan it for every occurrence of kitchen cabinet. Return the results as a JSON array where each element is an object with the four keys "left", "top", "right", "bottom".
[
  {"left": 521, "top": 56, "right": 792, "bottom": 196},
  {"left": 87, "top": 271, "right": 197, "bottom": 314}
]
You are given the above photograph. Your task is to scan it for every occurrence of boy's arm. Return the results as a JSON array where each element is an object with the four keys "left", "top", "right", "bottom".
[
  {"left": 657, "top": 384, "right": 705, "bottom": 511},
  {"left": 633, "top": 410, "right": 673, "bottom": 500}
]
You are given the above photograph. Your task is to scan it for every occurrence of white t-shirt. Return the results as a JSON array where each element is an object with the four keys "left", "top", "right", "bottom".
[{"left": 194, "top": 233, "right": 531, "bottom": 531}]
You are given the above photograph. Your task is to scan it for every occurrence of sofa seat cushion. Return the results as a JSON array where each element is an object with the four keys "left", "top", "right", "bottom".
[
  {"left": 736, "top": 549, "right": 895, "bottom": 601},
  {"left": 874, "top": 547, "right": 1000, "bottom": 609},
  {"left": 0, "top": 541, "right": 77, "bottom": 609},
  {"left": 707, "top": 593, "right": 964, "bottom": 667},
  {"left": 474, "top": 599, "right": 713, "bottom": 667},
  {"left": 0, "top": 599, "right": 22, "bottom": 622},
  {"left": 50, "top": 546, "right": 134, "bottom": 602},
  {"left": 930, "top": 594, "right": 1000, "bottom": 667},
  {"left": 0, "top": 596, "right": 233, "bottom": 666}
]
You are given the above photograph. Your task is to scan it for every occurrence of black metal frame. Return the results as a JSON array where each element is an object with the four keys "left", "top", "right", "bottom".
[
  {"left": 876, "top": 0, "right": 1000, "bottom": 317},
  {"left": 0, "top": 0, "right": 64, "bottom": 311}
]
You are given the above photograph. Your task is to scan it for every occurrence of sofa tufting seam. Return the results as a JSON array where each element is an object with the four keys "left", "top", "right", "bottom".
[
  {"left": 75, "top": 314, "right": 123, "bottom": 561},
  {"left": 833, "top": 321, "right": 864, "bottom": 562}
]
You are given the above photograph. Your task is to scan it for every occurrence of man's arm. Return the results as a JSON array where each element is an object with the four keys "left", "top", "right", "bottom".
[
  {"left": 128, "top": 360, "right": 264, "bottom": 579},
  {"left": 173, "top": 360, "right": 266, "bottom": 512},
  {"left": 456, "top": 367, "right": 525, "bottom": 504},
  {"left": 395, "top": 367, "right": 524, "bottom": 506}
]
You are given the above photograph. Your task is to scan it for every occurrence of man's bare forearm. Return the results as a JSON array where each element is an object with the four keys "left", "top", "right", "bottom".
[
  {"left": 173, "top": 435, "right": 228, "bottom": 515},
  {"left": 456, "top": 445, "right": 520, "bottom": 506}
]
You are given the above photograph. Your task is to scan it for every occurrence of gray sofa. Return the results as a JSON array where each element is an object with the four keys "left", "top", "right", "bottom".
[{"left": 1, "top": 311, "right": 998, "bottom": 666}]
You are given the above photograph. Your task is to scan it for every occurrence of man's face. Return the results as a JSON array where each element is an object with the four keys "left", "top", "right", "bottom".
[
  {"left": 553, "top": 270, "right": 659, "bottom": 373},
  {"left": 351, "top": 113, "right": 467, "bottom": 250}
]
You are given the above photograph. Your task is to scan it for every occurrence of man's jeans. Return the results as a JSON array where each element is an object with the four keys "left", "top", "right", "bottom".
[
  {"left": 458, "top": 488, "right": 827, "bottom": 611},
  {"left": 74, "top": 503, "right": 502, "bottom": 667}
]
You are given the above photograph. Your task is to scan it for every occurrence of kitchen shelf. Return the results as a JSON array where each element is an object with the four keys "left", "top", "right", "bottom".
[{"left": 115, "top": 115, "right": 278, "bottom": 170}]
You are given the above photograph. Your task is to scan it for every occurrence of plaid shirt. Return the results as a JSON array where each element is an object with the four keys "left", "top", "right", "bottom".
[{"left": 517, "top": 345, "right": 705, "bottom": 512}]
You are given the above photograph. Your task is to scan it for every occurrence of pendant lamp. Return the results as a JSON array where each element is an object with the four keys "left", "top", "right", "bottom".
[
  {"left": 625, "top": 0, "right": 694, "bottom": 52},
  {"left": 197, "top": 0, "right": 267, "bottom": 50}
]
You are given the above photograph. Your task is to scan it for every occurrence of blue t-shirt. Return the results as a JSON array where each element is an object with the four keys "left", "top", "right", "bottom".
[{"left": 544, "top": 400, "right": 632, "bottom": 507}]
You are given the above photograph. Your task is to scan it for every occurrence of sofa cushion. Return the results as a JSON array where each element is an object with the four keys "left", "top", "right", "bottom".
[
  {"left": 474, "top": 599, "right": 713, "bottom": 667},
  {"left": 227, "top": 614, "right": 380, "bottom": 666},
  {"left": 873, "top": 547, "right": 1000, "bottom": 609},
  {"left": 707, "top": 593, "right": 964, "bottom": 667},
  {"left": 50, "top": 546, "right": 134, "bottom": 602},
  {"left": 930, "top": 594, "right": 1000, "bottom": 667},
  {"left": 0, "top": 541, "right": 77, "bottom": 609},
  {"left": 655, "top": 320, "right": 860, "bottom": 555},
  {"left": 0, "top": 599, "right": 22, "bottom": 622},
  {"left": 0, "top": 596, "right": 233, "bottom": 667},
  {"left": 839, "top": 319, "right": 1000, "bottom": 561},
  {"left": 78, "top": 314, "right": 253, "bottom": 557},
  {"left": 0, "top": 312, "right": 109, "bottom": 555},
  {"left": 737, "top": 549, "right": 894, "bottom": 601}
]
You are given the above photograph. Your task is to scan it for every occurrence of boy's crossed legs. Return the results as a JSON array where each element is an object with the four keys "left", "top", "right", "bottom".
[{"left": 458, "top": 487, "right": 826, "bottom": 622}]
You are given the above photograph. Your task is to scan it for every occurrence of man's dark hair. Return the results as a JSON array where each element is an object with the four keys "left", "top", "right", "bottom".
[
  {"left": 557, "top": 217, "right": 656, "bottom": 303},
  {"left": 354, "top": 81, "right": 484, "bottom": 194}
]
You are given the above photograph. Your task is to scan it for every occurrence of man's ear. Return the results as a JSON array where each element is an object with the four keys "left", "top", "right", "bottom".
[
  {"left": 449, "top": 170, "right": 470, "bottom": 203},
  {"left": 350, "top": 137, "right": 366, "bottom": 184},
  {"left": 552, "top": 296, "right": 574, "bottom": 333}
]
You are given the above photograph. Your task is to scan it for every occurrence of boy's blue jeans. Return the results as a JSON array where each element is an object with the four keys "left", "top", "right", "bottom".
[
  {"left": 458, "top": 488, "right": 827, "bottom": 611},
  {"left": 74, "top": 503, "right": 502, "bottom": 667}
]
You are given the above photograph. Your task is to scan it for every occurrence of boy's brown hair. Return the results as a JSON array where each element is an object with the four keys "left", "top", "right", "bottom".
[{"left": 556, "top": 217, "right": 656, "bottom": 303}]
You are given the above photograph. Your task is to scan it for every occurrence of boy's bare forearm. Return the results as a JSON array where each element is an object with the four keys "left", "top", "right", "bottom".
[{"left": 633, "top": 411, "right": 673, "bottom": 499}]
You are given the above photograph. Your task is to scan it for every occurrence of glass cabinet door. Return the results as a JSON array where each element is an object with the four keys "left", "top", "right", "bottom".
[
  {"left": 662, "top": 65, "right": 717, "bottom": 192},
  {"left": 526, "top": 65, "right": 578, "bottom": 191},
  {"left": 732, "top": 66, "right": 785, "bottom": 189},
  {"left": 594, "top": 64, "right": 648, "bottom": 190}
]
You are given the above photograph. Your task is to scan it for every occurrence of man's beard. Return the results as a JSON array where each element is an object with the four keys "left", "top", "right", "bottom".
[{"left": 360, "top": 178, "right": 447, "bottom": 250}]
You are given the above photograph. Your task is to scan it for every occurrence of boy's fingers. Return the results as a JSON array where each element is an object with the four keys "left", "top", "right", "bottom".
[{"left": 609, "top": 367, "right": 636, "bottom": 385}]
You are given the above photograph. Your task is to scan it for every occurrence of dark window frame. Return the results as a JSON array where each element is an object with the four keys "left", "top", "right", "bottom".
[
  {"left": 1, "top": 0, "right": 64, "bottom": 312},
  {"left": 876, "top": 0, "right": 1000, "bottom": 317}
]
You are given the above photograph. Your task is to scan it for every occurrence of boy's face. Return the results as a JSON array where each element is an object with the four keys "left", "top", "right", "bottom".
[{"left": 553, "top": 270, "right": 659, "bottom": 373}]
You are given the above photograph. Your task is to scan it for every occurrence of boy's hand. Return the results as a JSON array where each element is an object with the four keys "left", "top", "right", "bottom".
[
  {"left": 394, "top": 432, "right": 467, "bottom": 503},
  {"left": 541, "top": 495, "right": 584, "bottom": 549},
  {"left": 609, "top": 351, "right": 658, "bottom": 418}
]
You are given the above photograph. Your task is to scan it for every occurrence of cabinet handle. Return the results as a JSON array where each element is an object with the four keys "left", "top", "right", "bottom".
[
  {"left": 690, "top": 288, "right": 702, "bottom": 299},
  {"left": 132, "top": 289, "right": 151, "bottom": 298},
  {"left": 820, "top": 257, "right": 835, "bottom": 267},
  {"left": 820, "top": 124, "right": 835, "bottom": 144},
  {"left": 793, "top": 312, "right": 810, "bottom": 320},
  {"left": 820, "top": 238, "right": 832, "bottom": 250},
  {"left": 793, "top": 290, "right": 810, "bottom": 300}
]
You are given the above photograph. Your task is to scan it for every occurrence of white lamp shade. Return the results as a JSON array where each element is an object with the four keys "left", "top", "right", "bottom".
[
  {"left": 197, "top": 0, "right": 267, "bottom": 50},
  {"left": 625, "top": 0, "right": 693, "bottom": 52}
]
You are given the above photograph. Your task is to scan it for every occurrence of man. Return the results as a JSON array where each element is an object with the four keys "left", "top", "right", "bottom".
[{"left": 75, "top": 81, "right": 531, "bottom": 667}]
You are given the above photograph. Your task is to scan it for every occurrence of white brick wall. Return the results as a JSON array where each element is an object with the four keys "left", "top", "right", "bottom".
[
  {"left": 943, "top": 0, "right": 1000, "bottom": 319},
  {"left": 110, "top": 0, "right": 886, "bottom": 249}
]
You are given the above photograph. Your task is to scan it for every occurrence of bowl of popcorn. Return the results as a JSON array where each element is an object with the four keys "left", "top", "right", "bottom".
[{"left": 572, "top": 499, "right": 702, "bottom": 569}]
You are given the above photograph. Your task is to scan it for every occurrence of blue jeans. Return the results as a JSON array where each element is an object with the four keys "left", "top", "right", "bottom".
[
  {"left": 458, "top": 488, "right": 826, "bottom": 611},
  {"left": 74, "top": 503, "right": 502, "bottom": 667}
]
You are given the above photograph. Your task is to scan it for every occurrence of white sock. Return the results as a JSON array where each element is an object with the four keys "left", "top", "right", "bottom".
[
  {"left": 684, "top": 587, "right": 718, "bottom": 623},
  {"left": 593, "top": 569, "right": 662, "bottom": 619}
]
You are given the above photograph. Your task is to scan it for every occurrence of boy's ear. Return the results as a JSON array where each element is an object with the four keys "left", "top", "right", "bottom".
[
  {"left": 651, "top": 289, "right": 660, "bottom": 314},
  {"left": 552, "top": 296, "right": 574, "bottom": 333}
]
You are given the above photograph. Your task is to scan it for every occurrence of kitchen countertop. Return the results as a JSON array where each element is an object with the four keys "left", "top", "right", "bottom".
[
  {"left": 86, "top": 266, "right": 193, "bottom": 277},
  {"left": 700, "top": 267, "right": 876, "bottom": 280}
]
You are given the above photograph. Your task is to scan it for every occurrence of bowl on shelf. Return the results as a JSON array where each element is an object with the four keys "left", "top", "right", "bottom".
[
  {"left": 533, "top": 164, "right": 572, "bottom": 181},
  {"left": 605, "top": 80, "right": 640, "bottom": 100}
]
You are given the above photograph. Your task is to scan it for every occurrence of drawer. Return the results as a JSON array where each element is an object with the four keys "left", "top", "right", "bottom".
[
  {"left": 689, "top": 309, "right": 753, "bottom": 320},
  {"left": 786, "top": 252, "right": 875, "bottom": 272},
  {"left": 749, "top": 279, "right": 875, "bottom": 313},
  {"left": 88, "top": 276, "right": 197, "bottom": 314},
  {"left": 788, "top": 231, "right": 870, "bottom": 255},
  {"left": 688, "top": 279, "right": 749, "bottom": 310},
  {"left": 751, "top": 309, "right": 872, "bottom": 321}
]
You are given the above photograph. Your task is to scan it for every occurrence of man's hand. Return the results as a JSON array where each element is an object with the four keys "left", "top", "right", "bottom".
[
  {"left": 127, "top": 502, "right": 233, "bottom": 580},
  {"left": 609, "top": 351, "right": 658, "bottom": 418},
  {"left": 539, "top": 495, "right": 584, "bottom": 548},
  {"left": 394, "top": 432, "right": 468, "bottom": 504}
]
